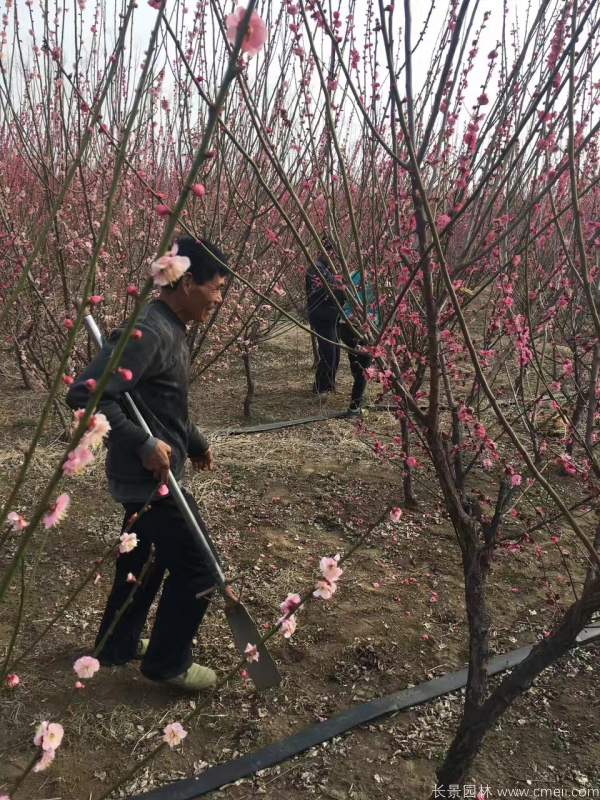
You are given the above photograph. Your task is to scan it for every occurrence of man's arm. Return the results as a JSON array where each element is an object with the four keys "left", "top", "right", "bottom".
[{"left": 188, "top": 422, "right": 213, "bottom": 471}]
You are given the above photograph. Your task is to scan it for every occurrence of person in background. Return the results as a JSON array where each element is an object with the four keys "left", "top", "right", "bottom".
[
  {"left": 338, "top": 269, "right": 375, "bottom": 414},
  {"left": 66, "top": 237, "right": 234, "bottom": 693},
  {"left": 305, "top": 235, "right": 345, "bottom": 395}
]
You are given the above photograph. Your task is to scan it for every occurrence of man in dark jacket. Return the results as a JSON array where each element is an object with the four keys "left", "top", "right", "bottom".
[
  {"left": 306, "top": 236, "right": 345, "bottom": 394},
  {"left": 67, "top": 237, "right": 230, "bottom": 692}
]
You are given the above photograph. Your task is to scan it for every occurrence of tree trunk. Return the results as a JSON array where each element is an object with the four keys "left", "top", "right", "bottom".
[
  {"left": 401, "top": 415, "right": 418, "bottom": 508},
  {"left": 242, "top": 349, "right": 255, "bottom": 418}
]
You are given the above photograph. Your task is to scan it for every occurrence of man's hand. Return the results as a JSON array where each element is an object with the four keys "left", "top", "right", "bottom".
[
  {"left": 223, "top": 584, "right": 239, "bottom": 606},
  {"left": 190, "top": 448, "right": 214, "bottom": 472},
  {"left": 141, "top": 439, "right": 172, "bottom": 483}
]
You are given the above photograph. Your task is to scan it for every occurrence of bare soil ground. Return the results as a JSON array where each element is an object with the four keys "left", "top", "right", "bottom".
[{"left": 1, "top": 325, "right": 599, "bottom": 800}]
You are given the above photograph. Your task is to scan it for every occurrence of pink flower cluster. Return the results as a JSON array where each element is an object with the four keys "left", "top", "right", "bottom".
[
  {"left": 33, "top": 721, "right": 64, "bottom": 772},
  {"left": 277, "top": 592, "right": 301, "bottom": 639},
  {"left": 314, "top": 555, "right": 343, "bottom": 600}
]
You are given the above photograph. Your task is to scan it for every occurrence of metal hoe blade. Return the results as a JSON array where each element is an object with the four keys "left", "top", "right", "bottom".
[{"left": 225, "top": 602, "right": 282, "bottom": 690}]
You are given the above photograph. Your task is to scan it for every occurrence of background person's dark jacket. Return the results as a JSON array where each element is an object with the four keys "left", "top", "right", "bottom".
[
  {"left": 305, "top": 257, "right": 346, "bottom": 320},
  {"left": 66, "top": 300, "right": 209, "bottom": 503}
]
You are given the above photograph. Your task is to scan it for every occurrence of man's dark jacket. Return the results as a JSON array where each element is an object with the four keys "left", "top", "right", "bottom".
[
  {"left": 305, "top": 257, "right": 345, "bottom": 320},
  {"left": 66, "top": 300, "right": 208, "bottom": 503}
]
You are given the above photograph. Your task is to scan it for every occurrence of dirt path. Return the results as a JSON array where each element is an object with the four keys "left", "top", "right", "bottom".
[{"left": 1, "top": 326, "right": 599, "bottom": 799}]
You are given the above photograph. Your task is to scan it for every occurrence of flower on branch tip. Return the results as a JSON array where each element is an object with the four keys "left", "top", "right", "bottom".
[
  {"left": 150, "top": 244, "right": 190, "bottom": 287},
  {"left": 7, "top": 512, "right": 27, "bottom": 532},
  {"left": 5, "top": 673, "right": 19, "bottom": 688},
  {"left": 117, "top": 367, "right": 133, "bottom": 382},
  {"left": 192, "top": 183, "right": 206, "bottom": 198},
  {"left": 63, "top": 375, "right": 74, "bottom": 386},
  {"left": 157, "top": 483, "right": 169, "bottom": 497},
  {"left": 225, "top": 6, "right": 268, "bottom": 56},
  {"left": 163, "top": 722, "right": 187, "bottom": 748},
  {"left": 34, "top": 721, "right": 64, "bottom": 752},
  {"left": 62, "top": 445, "right": 95, "bottom": 477},
  {"left": 127, "top": 285, "right": 140, "bottom": 297},
  {"left": 148, "top": 0, "right": 162, "bottom": 8},
  {"left": 73, "top": 656, "right": 100, "bottom": 679},
  {"left": 279, "top": 593, "right": 301, "bottom": 616},
  {"left": 43, "top": 493, "right": 70, "bottom": 529},
  {"left": 88, "top": 295, "right": 103, "bottom": 306},
  {"left": 119, "top": 532, "right": 138, "bottom": 554},
  {"left": 510, "top": 473, "right": 522, "bottom": 488},
  {"left": 244, "top": 642, "right": 260, "bottom": 663},
  {"left": 389, "top": 507, "right": 402, "bottom": 523},
  {"left": 278, "top": 614, "right": 297, "bottom": 638},
  {"left": 319, "top": 554, "right": 342, "bottom": 584},
  {"left": 155, "top": 204, "right": 171, "bottom": 218},
  {"left": 84, "top": 379, "right": 97, "bottom": 392},
  {"left": 126, "top": 572, "right": 137, "bottom": 583}
]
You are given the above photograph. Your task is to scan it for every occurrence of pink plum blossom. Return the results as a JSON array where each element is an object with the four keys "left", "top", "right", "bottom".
[
  {"left": 279, "top": 593, "right": 301, "bottom": 615},
  {"left": 319, "top": 555, "right": 343, "bottom": 584},
  {"left": 84, "top": 378, "right": 97, "bottom": 392},
  {"left": 73, "top": 656, "right": 100, "bottom": 679},
  {"left": 5, "top": 673, "right": 20, "bottom": 688},
  {"left": 192, "top": 183, "right": 206, "bottom": 198},
  {"left": 244, "top": 642, "right": 260, "bottom": 662},
  {"left": 117, "top": 367, "right": 133, "bottom": 382},
  {"left": 148, "top": 0, "right": 162, "bottom": 8},
  {"left": 278, "top": 614, "right": 297, "bottom": 638},
  {"left": 225, "top": 6, "right": 268, "bottom": 56},
  {"left": 151, "top": 244, "right": 191, "bottom": 287},
  {"left": 389, "top": 507, "right": 402, "bottom": 523},
  {"left": 33, "top": 748, "right": 56, "bottom": 772},
  {"left": 163, "top": 722, "right": 188, "bottom": 747},
  {"left": 155, "top": 204, "right": 170, "bottom": 217},
  {"left": 511, "top": 473, "right": 523, "bottom": 488},
  {"left": 119, "top": 532, "right": 138, "bottom": 554},
  {"left": 313, "top": 580, "right": 338, "bottom": 600},
  {"left": 43, "top": 494, "right": 71, "bottom": 529},
  {"left": 79, "top": 412, "right": 111, "bottom": 449},
  {"left": 7, "top": 512, "right": 27, "bottom": 532},
  {"left": 34, "top": 721, "right": 64, "bottom": 751},
  {"left": 157, "top": 483, "right": 169, "bottom": 497},
  {"left": 62, "top": 445, "right": 95, "bottom": 476}
]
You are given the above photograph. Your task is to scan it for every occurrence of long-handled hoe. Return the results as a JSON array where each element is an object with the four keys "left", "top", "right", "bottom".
[{"left": 84, "top": 314, "right": 281, "bottom": 691}]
